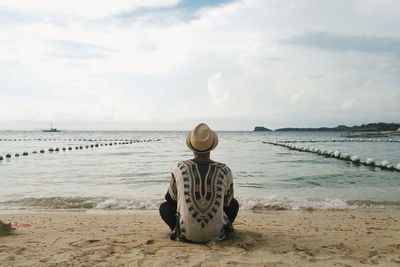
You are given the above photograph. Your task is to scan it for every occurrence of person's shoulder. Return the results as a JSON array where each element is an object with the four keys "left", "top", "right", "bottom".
[
  {"left": 174, "top": 160, "right": 193, "bottom": 169},
  {"left": 213, "top": 161, "right": 232, "bottom": 174}
]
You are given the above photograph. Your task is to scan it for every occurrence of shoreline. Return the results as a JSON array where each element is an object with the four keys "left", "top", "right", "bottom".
[{"left": 1, "top": 209, "right": 400, "bottom": 266}]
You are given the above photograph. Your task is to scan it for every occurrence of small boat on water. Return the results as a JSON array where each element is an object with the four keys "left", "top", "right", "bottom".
[{"left": 42, "top": 123, "right": 60, "bottom": 132}]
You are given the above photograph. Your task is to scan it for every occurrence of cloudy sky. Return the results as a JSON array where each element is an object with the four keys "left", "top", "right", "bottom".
[{"left": 0, "top": 0, "right": 399, "bottom": 130}]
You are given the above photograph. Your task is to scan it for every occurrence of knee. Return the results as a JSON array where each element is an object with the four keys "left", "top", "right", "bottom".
[
  {"left": 159, "top": 202, "right": 168, "bottom": 215},
  {"left": 230, "top": 198, "right": 239, "bottom": 210}
]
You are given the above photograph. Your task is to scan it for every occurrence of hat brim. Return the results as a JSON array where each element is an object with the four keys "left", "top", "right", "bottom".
[{"left": 186, "top": 130, "right": 218, "bottom": 154}]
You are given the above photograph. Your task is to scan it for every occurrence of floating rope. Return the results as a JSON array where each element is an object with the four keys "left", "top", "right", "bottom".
[
  {"left": 0, "top": 138, "right": 161, "bottom": 142},
  {"left": 0, "top": 138, "right": 161, "bottom": 161},
  {"left": 271, "top": 139, "right": 400, "bottom": 143},
  {"left": 263, "top": 141, "right": 400, "bottom": 172}
]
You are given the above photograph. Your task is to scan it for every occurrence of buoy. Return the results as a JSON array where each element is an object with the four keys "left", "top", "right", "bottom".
[
  {"left": 365, "top": 158, "right": 375, "bottom": 166},
  {"left": 341, "top": 153, "right": 350, "bottom": 160},
  {"left": 380, "top": 160, "right": 390, "bottom": 168},
  {"left": 79, "top": 146, "right": 83, "bottom": 149},
  {"left": 40, "top": 150, "right": 45, "bottom": 153},
  {"left": 55, "top": 148, "right": 59, "bottom": 151},
  {"left": 33, "top": 151, "right": 37, "bottom": 154},
  {"left": 95, "top": 144, "right": 98, "bottom": 147},
  {"left": 333, "top": 151, "right": 340, "bottom": 158},
  {"left": 68, "top": 147, "right": 72, "bottom": 150},
  {"left": 75, "top": 147, "right": 79, "bottom": 150},
  {"left": 49, "top": 148, "right": 54, "bottom": 152},
  {"left": 6, "top": 154, "right": 11, "bottom": 158},
  {"left": 351, "top": 155, "right": 360, "bottom": 163},
  {"left": 23, "top": 152, "right": 28, "bottom": 156},
  {"left": 0, "top": 156, "right": 3, "bottom": 160},
  {"left": 386, "top": 164, "right": 394, "bottom": 170},
  {"left": 15, "top": 153, "right": 20, "bottom": 157},
  {"left": 396, "top": 163, "right": 400, "bottom": 171},
  {"left": 62, "top": 148, "right": 66, "bottom": 151}
]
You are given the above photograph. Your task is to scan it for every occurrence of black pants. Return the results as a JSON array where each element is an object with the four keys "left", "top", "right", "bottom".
[{"left": 159, "top": 198, "right": 239, "bottom": 231}]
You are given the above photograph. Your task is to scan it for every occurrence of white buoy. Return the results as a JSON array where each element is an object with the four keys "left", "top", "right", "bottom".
[
  {"left": 341, "top": 153, "right": 350, "bottom": 160},
  {"left": 386, "top": 164, "right": 394, "bottom": 170},
  {"left": 333, "top": 151, "right": 341, "bottom": 158},
  {"left": 351, "top": 155, "right": 360, "bottom": 163},
  {"left": 380, "top": 160, "right": 390, "bottom": 168},
  {"left": 365, "top": 158, "right": 375, "bottom": 166},
  {"left": 396, "top": 163, "right": 400, "bottom": 171}
]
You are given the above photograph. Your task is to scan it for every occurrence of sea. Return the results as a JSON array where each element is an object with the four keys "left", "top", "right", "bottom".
[{"left": 0, "top": 131, "right": 399, "bottom": 212}]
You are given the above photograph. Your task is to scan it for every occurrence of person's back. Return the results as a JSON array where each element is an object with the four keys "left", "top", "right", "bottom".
[{"left": 159, "top": 123, "right": 238, "bottom": 243}]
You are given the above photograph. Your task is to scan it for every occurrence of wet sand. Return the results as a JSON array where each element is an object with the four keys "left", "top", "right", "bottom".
[{"left": 1, "top": 210, "right": 400, "bottom": 266}]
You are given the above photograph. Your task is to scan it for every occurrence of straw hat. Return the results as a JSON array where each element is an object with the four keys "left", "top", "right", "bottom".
[{"left": 186, "top": 123, "right": 218, "bottom": 154}]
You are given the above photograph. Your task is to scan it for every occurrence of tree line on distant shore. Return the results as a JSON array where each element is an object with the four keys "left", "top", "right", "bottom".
[{"left": 254, "top": 122, "right": 400, "bottom": 132}]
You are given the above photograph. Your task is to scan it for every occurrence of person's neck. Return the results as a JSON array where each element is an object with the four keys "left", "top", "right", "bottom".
[{"left": 193, "top": 153, "right": 212, "bottom": 162}]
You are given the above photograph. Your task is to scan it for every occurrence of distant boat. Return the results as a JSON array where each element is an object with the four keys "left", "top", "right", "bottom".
[{"left": 42, "top": 123, "right": 60, "bottom": 132}]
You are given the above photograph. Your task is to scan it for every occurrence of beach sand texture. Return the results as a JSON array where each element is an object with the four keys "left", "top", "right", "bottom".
[{"left": 1, "top": 210, "right": 400, "bottom": 266}]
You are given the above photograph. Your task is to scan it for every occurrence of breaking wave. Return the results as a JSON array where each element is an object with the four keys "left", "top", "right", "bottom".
[{"left": 1, "top": 196, "right": 399, "bottom": 211}]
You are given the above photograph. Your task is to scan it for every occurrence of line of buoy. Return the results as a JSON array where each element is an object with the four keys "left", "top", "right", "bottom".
[
  {"left": 263, "top": 141, "right": 400, "bottom": 172},
  {"left": 0, "top": 138, "right": 161, "bottom": 162},
  {"left": 0, "top": 138, "right": 162, "bottom": 142},
  {"left": 269, "top": 139, "right": 400, "bottom": 143}
]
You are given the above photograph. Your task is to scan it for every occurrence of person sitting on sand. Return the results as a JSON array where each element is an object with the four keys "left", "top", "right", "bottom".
[{"left": 159, "top": 123, "right": 239, "bottom": 243}]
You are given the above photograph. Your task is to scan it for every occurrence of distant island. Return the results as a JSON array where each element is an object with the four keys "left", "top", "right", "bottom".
[
  {"left": 254, "top": 122, "right": 400, "bottom": 132},
  {"left": 253, "top": 126, "right": 272, "bottom": 132},
  {"left": 275, "top": 122, "right": 400, "bottom": 132}
]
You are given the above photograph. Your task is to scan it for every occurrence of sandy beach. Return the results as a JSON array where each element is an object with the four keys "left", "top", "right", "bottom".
[{"left": 0, "top": 210, "right": 399, "bottom": 266}]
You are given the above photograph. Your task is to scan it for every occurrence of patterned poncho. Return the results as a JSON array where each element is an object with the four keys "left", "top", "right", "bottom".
[{"left": 168, "top": 160, "right": 234, "bottom": 242}]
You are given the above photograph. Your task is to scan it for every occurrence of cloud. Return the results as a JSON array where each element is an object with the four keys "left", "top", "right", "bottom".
[
  {"left": 1, "top": 0, "right": 400, "bottom": 130},
  {"left": 207, "top": 72, "right": 229, "bottom": 107},
  {"left": 281, "top": 32, "right": 400, "bottom": 54},
  {"left": 0, "top": 0, "right": 181, "bottom": 19},
  {"left": 48, "top": 40, "right": 114, "bottom": 59}
]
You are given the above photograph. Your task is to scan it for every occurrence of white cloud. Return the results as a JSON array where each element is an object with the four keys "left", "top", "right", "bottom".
[
  {"left": 0, "top": 0, "right": 181, "bottom": 19},
  {"left": 207, "top": 73, "right": 229, "bottom": 107},
  {"left": 1, "top": 0, "right": 400, "bottom": 130}
]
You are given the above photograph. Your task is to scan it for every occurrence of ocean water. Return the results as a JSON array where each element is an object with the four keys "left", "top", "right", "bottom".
[{"left": 0, "top": 131, "right": 399, "bottom": 211}]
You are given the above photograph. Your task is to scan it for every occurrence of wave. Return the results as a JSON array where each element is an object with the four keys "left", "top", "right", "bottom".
[
  {"left": 1, "top": 196, "right": 400, "bottom": 211},
  {"left": 0, "top": 197, "right": 162, "bottom": 210}
]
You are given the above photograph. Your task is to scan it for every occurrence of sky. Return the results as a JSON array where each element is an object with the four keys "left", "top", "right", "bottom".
[{"left": 0, "top": 0, "right": 399, "bottom": 131}]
